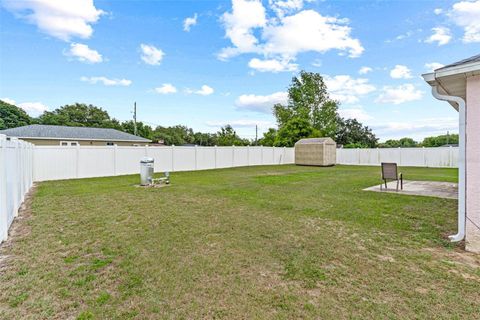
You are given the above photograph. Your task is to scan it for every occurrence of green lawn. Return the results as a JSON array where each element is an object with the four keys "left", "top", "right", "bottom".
[{"left": 1, "top": 165, "right": 479, "bottom": 319}]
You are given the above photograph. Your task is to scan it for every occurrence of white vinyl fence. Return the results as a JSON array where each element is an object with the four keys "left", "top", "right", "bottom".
[
  {"left": 337, "top": 147, "right": 458, "bottom": 168},
  {"left": 0, "top": 135, "right": 34, "bottom": 243},
  {"left": 33, "top": 145, "right": 295, "bottom": 181}
]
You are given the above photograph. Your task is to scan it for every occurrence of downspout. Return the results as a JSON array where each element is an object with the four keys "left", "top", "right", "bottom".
[{"left": 431, "top": 85, "right": 466, "bottom": 242}]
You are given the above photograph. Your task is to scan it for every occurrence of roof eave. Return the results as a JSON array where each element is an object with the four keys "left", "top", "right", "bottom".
[{"left": 12, "top": 136, "right": 151, "bottom": 143}]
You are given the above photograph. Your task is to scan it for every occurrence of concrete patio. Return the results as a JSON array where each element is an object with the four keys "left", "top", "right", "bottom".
[{"left": 364, "top": 180, "right": 458, "bottom": 199}]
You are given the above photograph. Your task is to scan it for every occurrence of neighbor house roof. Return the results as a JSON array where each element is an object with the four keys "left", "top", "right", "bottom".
[
  {"left": 422, "top": 54, "right": 480, "bottom": 109},
  {"left": 0, "top": 125, "right": 151, "bottom": 142}
]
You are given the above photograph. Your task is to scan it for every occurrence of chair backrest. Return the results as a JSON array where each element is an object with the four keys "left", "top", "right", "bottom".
[{"left": 381, "top": 162, "right": 398, "bottom": 180}]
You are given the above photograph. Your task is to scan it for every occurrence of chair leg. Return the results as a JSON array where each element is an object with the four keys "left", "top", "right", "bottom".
[{"left": 401, "top": 176, "right": 403, "bottom": 190}]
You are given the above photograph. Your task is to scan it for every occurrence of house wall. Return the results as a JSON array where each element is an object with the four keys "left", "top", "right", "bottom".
[
  {"left": 19, "top": 138, "right": 148, "bottom": 146},
  {"left": 466, "top": 75, "right": 480, "bottom": 253}
]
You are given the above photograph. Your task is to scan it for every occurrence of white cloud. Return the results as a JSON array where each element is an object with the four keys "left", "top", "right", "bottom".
[
  {"left": 248, "top": 57, "right": 298, "bottom": 72},
  {"left": 358, "top": 66, "right": 372, "bottom": 74},
  {"left": 338, "top": 106, "right": 373, "bottom": 122},
  {"left": 269, "top": 0, "right": 304, "bottom": 17},
  {"left": 80, "top": 76, "right": 131, "bottom": 86},
  {"left": 449, "top": 0, "right": 480, "bottom": 43},
  {"left": 375, "top": 84, "right": 423, "bottom": 105},
  {"left": 66, "top": 43, "right": 103, "bottom": 63},
  {"left": 389, "top": 65, "right": 413, "bottom": 79},
  {"left": 18, "top": 102, "right": 49, "bottom": 116},
  {"left": 219, "top": 0, "right": 267, "bottom": 60},
  {"left": 205, "top": 119, "right": 273, "bottom": 128},
  {"left": 155, "top": 83, "right": 177, "bottom": 94},
  {"left": 425, "top": 27, "right": 452, "bottom": 45},
  {"left": 373, "top": 117, "right": 458, "bottom": 140},
  {"left": 235, "top": 91, "right": 288, "bottom": 113},
  {"left": 325, "top": 75, "right": 376, "bottom": 104},
  {"left": 140, "top": 44, "right": 164, "bottom": 65},
  {"left": 261, "top": 10, "right": 364, "bottom": 58},
  {"left": 219, "top": 1, "right": 364, "bottom": 70},
  {"left": 2, "top": 0, "right": 104, "bottom": 41},
  {"left": 2, "top": 98, "right": 48, "bottom": 116},
  {"left": 434, "top": 8, "right": 443, "bottom": 15},
  {"left": 424, "top": 62, "right": 445, "bottom": 72},
  {"left": 183, "top": 13, "right": 198, "bottom": 32},
  {"left": 1, "top": 98, "right": 16, "bottom": 105},
  {"left": 311, "top": 59, "right": 322, "bottom": 67},
  {"left": 186, "top": 85, "right": 214, "bottom": 96}
]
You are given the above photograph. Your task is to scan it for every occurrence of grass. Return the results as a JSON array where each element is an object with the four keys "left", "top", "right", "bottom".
[{"left": 1, "top": 164, "right": 479, "bottom": 319}]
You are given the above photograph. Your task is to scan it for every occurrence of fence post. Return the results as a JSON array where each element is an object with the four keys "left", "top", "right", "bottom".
[
  {"left": 113, "top": 144, "right": 117, "bottom": 176},
  {"left": 171, "top": 145, "right": 175, "bottom": 172},
  {"left": 283, "top": 147, "right": 286, "bottom": 164},
  {"left": 247, "top": 145, "right": 250, "bottom": 166},
  {"left": 357, "top": 148, "right": 361, "bottom": 165},
  {"left": 449, "top": 145, "right": 453, "bottom": 167},
  {"left": 398, "top": 147, "right": 402, "bottom": 166},
  {"left": 75, "top": 144, "right": 80, "bottom": 178},
  {"left": 261, "top": 145, "right": 264, "bottom": 165},
  {"left": 422, "top": 147, "right": 426, "bottom": 167},
  {"left": 194, "top": 145, "right": 198, "bottom": 170},
  {"left": 0, "top": 134, "right": 7, "bottom": 241},
  {"left": 232, "top": 145, "right": 235, "bottom": 167},
  {"left": 214, "top": 145, "right": 217, "bottom": 168}
]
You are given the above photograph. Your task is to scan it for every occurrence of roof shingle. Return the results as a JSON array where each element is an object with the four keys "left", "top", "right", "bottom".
[{"left": 0, "top": 125, "right": 151, "bottom": 142}]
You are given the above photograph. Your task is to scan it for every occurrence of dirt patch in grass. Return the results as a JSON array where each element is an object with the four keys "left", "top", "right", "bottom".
[{"left": 0, "top": 184, "right": 37, "bottom": 273}]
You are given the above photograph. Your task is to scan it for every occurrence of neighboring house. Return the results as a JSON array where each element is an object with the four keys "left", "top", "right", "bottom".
[{"left": 0, "top": 124, "right": 151, "bottom": 146}]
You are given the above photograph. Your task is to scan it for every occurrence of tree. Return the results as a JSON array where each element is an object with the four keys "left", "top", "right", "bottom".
[
  {"left": 39, "top": 103, "right": 121, "bottom": 128},
  {"left": 216, "top": 125, "right": 249, "bottom": 146},
  {"left": 336, "top": 118, "right": 377, "bottom": 148},
  {"left": 152, "top": 125, "right": 194, "bottom": 145},
  {"left": 273, "top": 71, "right": 339, "bottom": 143},
  {"left": 422, "top": 134, "right": 458, "bottom": 147},
  {"left": 0, "top": 100, "right": 32, "bottom": 129},
  {"left": 379, "top": 137, "right": 418, "bottom": 148},
  {"left": 192, "top": 132, "right": 217, "bottom": 146},
  {"left": 274, "top": 117, "right": 319, "bottom": 147},
  {"left": 121, "top": 120, "right": 153, "bottom": 140},
  {"left": 258, "top": 128, "right": 277, "bottom": 146}
]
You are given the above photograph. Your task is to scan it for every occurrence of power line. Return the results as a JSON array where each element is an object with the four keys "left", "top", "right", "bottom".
[{"left": 133, "top": 102, "right": 137, "bottom": 136}]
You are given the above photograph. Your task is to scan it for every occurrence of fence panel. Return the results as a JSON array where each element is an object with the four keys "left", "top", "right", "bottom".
[
  {"left": 33, "top": 145, "right": 296, "bottom": 181},
  {"left": 0, "top": 134, "right": 34, "bottom": 243},
  {"left": 337, "top": 147, "right": 458, "bottom": 168}
]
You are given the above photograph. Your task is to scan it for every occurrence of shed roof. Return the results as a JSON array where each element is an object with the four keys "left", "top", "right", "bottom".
[
  {"left": 0, "top": 124, "right": 151, "bottom": 142},
  {"left": 295, "top": 137, "right": 335, "bottom": 145}
]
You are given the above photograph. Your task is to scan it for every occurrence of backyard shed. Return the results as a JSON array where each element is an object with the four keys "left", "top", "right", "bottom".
[{"left": 295, "top": 137, "right": 336, "bottom": 166}]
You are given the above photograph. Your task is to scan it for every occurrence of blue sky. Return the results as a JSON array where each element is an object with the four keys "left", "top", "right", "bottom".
[{"left": 1, "top": 0, "right": 479, "bottom": 142}]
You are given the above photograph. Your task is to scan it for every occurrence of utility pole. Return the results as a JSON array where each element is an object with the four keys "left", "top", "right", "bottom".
[
  {"left": 255, "top": 125, "right": 258, "bottom": 146},
  {"left": 133, "top": 102, "right": 137, "bottom": 136},
  {"left": 446, "top": 130, "right": 450, "bottom": 145}
]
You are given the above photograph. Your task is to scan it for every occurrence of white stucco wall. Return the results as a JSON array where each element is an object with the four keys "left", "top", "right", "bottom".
[{"left": 466, "top": 75, "right": 480, "bottom": 253}]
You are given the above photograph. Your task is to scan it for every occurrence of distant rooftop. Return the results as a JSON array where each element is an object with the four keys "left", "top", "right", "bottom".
[{"left": 0, "top": 125, "right": 151, "bottom": 142}]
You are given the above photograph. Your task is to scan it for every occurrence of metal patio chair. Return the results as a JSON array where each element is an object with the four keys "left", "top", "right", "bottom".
[{"left": 380, "top": 162, "right": 403, "bottom": 191}]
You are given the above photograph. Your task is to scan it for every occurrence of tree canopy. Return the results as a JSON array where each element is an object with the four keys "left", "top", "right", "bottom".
[
  {"left": 422, "top": 134, "right": 458, "bottom": 147},
  {"left": 266, "top": 71, "right": 378, "bottom": 147},
  {"left": 0, "top": 100, "right": 32, "bottom": 130},
  {"left": 38, "top": 103, "right": 121, "bottom": 129}
]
